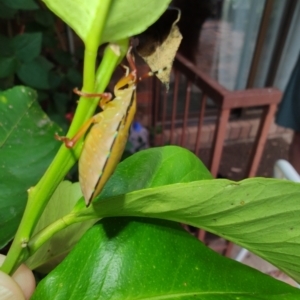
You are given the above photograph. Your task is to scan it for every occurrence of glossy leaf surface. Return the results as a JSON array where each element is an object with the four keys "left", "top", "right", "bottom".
[
  {"left": 98, "top": 146, "right": 213, "bottom": 200},
  {"left": 32, "top": 217, "right": 300, "bottom": 299},
  {"left": 0, "top": 86, "right": 60, "bottom": 247}
]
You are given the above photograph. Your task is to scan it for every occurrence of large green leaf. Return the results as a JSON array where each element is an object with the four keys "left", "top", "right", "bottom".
[
  {"left": 42, "top": 0, "right": 171, "bottom": 44},
  {"left": 0, "top": 86, "right": 60, "bottom": 247},
  {"left": 98, "top": 146, "right": 213, "bottom": 200},
  {"left": 28, "top": 147, "right": 212, "bottom": 271},
  {"left": 77, "top": 178, "right": 300, "bottom": 283},
  {"left": 31, "top": 217, "right": 300, "bottom": 299}
]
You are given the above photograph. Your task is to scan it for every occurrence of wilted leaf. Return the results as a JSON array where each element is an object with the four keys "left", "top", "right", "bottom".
[{"left": 137, "top": 8, "right": 182, "bottom": 86}]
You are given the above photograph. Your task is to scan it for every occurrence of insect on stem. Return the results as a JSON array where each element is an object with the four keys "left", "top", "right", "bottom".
[{"left": 55, "top": 47, "right": 167, "bottom": 206}]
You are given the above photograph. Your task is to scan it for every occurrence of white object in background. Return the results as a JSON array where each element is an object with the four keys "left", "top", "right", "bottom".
[{"left": 273, "top": 159, "right": 300, "bottom": 182}]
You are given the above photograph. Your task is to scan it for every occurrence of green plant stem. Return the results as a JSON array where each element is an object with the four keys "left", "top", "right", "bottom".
[
  {"left": 66, "top": 0, "right": 113, "bottom": 137},
  {"left": 29, "top": 213, "right": 96, "bottom": 256},
  {"left": 1, "top": 41, "right": 128, "bottom": 275}
]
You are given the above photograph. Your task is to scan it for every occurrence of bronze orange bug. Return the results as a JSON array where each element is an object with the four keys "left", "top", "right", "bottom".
[{"left": 56, "top": 48, "right": 138, "bottom": 206}]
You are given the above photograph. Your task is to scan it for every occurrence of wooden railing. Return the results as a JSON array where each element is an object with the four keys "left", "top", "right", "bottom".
[{"left": 152, "top": 53, "right": 282, "bottom": 179}]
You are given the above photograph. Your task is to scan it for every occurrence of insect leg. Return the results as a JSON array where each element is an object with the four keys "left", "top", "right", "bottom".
[
  {"left": 73, "top": 88, "right": 112, "bottom": 110},
  {"left": 55, "top": 113, "right": 103, "bottom": 148},
  {"left": 113, "top": 48, "right": 138, "bottom": 94},
  {"left": 126, "top": 46, "right": 137, "bottom": 72},
  {"left": 120, "top": 64, "right": 130, "bottom": 76},
  {"left": 138, "top": 67, "right": 167, "bottom": 82},
  {"left": 73, "top": 88, "right": 112, "bottom": 101}
]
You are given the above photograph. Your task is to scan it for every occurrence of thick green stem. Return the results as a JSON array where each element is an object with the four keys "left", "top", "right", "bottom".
[
  {"left": 0, "top": 41, "right": 128, "bottom": 275},
  {"left": 67, "top": 0, "right": 112, "bottom": 131},
  {"left": 28, "top": 213, "right": 96, "bottom": 256}
]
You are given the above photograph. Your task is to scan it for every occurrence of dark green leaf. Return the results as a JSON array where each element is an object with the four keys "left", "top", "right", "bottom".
[
  {"left": 0, "top": 86, "right": 60, "bottom": 247},
  {"left": 0, "top": 35, "right": 14, "bottom": 56},
  {"left": 34, "top": 9, "right": 55, "bottom": 27},
  {"left": 0, "top": 56, "right": 18, "bottom": 78},
  {"left": 16, "top": 58, "right": 50, "bottom": 89},
  {"left": 0, "top": 3, "right": 16, "bottom": 19},
  {"left": 66, "top": 68, "right": 82, "bottom": 87},
  {"left": 12, "top": 33, "right": 42, "bottom": 62},
  {"left": 2, "top": 0, "right": 38, "bottom": 10},
  {"left": 53, "top": 50, "right": 74, "bottom": 67},
  {"left": 67, "top": 68, "right": 82, "bottom": 87},
  {"left": 53, "top": 92, "right": 70, "bottom": 114},
  {"left": 35, "top": 56, "right": 54, "bottom": 71},
  {"left": 31, "top": 217, "right": 300, "bottom": 299},
  {"left": 48, "top": 71, "right": 63, "bottom": 90},
  {"left": 42, "top": 32, "right": 57, "bottom": 48}
]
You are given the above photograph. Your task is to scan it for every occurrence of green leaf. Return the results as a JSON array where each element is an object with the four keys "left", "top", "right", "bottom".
[
  {"left": 12, "top": 33, "right": 42, "bottom": 62},
  {"left": 31, "top": 217, "right": 300, "bottom": 299},
  {"left": 98, "top": 146, "right": 213, "bottom": 200},
  {"left": 0, "top": 3, "right": 17, "bottom": 19},
  {"left": 26, "top": 181, "right": 96, "bottom": 272},
  {"left": 2, "top": 0, "right": 38, "bottom": 10},
  {"left": 0, "top": 56, "right": 18, "bottom": 79},
  {"left": 53, "top": 50, "right": 74, "bottom": 67},
  {"left": 0, "top": 35, "right": 14, "bottom": 56},
  {"left": 0, "top": 86, "right": 60, "bottom": 247},
  {"left": 35, "top": 56, "right": 54, "bottom": 71},
  {"left": 101, "top": 1, "right": 172, "bottom": 43},
  {"left": 29, "top": 146, "right": 211, "bottom": 270},
  {"left": 16, "top": 58, "right": 50, "bottom": 89},
  {"left": 80, "top": 178, "right": 300, "bottom": 283},
  {"left": 34, "top": 9, "right": 55, "bottom": 27},
  {"left": 66, "top": 68, "right": 82, "bottom": 87},
  {"left": 52, "top": 92, "right": 70, "bottom": 114},
  {"left": 48, "top": 71, "right": 63, "bottom": 90},
  {"left": 42, "top": 0, "right": 171, "bottom": 44}
]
